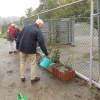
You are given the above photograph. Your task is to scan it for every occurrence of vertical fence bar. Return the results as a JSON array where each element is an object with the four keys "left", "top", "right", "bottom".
[
  {"left": 89, "top": 0, "right": 94, "bottom": 87},
  {"left": 38, "top": 15, "right": 40, "bottom": 19},
  {"left": 97, "top": 0, "right": 100, "bottom": 82}
]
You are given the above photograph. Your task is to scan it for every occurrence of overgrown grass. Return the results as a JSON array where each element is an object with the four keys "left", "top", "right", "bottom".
[{"left": 0, "top": 33, "right": 7, "bottom": 39}]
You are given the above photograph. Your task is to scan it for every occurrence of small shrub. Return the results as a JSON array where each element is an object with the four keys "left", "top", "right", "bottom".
[
  {"left": 49, "top": 48, "right": 60, "bottom": 63},
  {"left": 64, "top": 55, "right": 74, "bottom": 70},
  {"left": 0, "top": 33, "right": 7, "bottom": 39}
]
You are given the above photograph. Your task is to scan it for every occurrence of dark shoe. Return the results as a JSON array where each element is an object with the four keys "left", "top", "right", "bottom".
[
  {"left": 14, "top": 51, "right": 18, "bottom": 55},
  {"left": 31, "top": 77, "right": 40, "bottom": 83},
  {"left": 9, "top": 52, "right": 13, "bottom": 54},
  {"left": 14, "top": 51, "right": 17, "bottom": 53},
  {"left": 21, "top": 78, "right": 25, "bottom": 82}
]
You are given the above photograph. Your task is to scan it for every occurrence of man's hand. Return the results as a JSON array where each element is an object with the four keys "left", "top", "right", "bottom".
[{"left": 47, "top": 54, "right": 50, "bottom": 58}]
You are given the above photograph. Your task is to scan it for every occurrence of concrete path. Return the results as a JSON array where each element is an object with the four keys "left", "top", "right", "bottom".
[{"left": 0, "top": 38, "right": 100, "bottom": 100}]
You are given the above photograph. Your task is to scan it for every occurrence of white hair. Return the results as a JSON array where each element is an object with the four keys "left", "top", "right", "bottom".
[
  {"left": 11, "top": 23, "right": 16, "bottom": 26},
  {"left": 35, "top": 19, "right": 44, "bottom": 25}
]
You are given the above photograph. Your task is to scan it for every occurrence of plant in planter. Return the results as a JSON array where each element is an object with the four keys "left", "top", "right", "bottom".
[
  {"left": 47, "top": 48, "right": 60, "bottom": 72},
  {"left": 48, "top": 53, "right": 75, "bottom": 81},
  {"left": 59, "top": 55, "right": 75, "bottom": 81},
  {"left": 51, "top": 48, "right": 60, "bottom": 63},
  {"left": 64, "top": 55, "right": 74, "bottom": 70}
]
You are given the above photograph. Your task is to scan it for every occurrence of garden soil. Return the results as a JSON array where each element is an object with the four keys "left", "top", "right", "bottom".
[{"left": 0, "top": 38, "right": 100, "bottom": 100}]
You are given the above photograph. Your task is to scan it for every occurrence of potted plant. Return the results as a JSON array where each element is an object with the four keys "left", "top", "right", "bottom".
[
  {"left": 48, "top": 52, "right": 75, "bottom": 81},
  {"left": 47, "top": 48, "right": 60, "bottom": 72},
  {"left": 51, "top": 48, "right": 60, "bottom": 63},
  {"left": 61, "top": 55, "right": 75, "bottom": 81}
]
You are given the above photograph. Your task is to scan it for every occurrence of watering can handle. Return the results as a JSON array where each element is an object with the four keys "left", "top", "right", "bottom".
[
  {"left": 18, "top": 93, "right": 25, "bottom": 100},
  {"left": 18, "top": 93, "right": 28, "bottom": 100}
]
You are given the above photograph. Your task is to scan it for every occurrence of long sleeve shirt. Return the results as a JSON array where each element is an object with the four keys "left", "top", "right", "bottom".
[{"left": 16, "top": 23, "right": 48, "bottom": 56}]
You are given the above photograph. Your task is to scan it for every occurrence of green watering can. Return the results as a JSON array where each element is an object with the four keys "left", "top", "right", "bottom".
[
  {"left": 17, "top": 93, "right": 28, "bottom": 100},
  {"left": 39, "top": 56, "right": 52, "bottom": 68}
]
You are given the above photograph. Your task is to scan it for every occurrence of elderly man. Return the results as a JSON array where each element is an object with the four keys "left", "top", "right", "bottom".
[{"left": 16, "top": 19, "right": 50, "bottom": 83}]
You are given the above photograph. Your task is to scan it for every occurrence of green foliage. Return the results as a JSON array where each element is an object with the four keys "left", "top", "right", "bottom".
[
  {"left": 49, "top": 48, "right": 60, "bottom": 63},
  {"left": 36, "top": 0, "right": 95, "bottom": 19},
  {"left": 47, "top": 34, "right": 58, "bottom": 46},
  {"left": 64, "top": 55, "right": 74, "bottom": 70},
  {"left": 22, "top": 0, "right": 97, "bottom": 27},
  {"left": 25, "top": 7, "right": 33, "bottom": 17},
  {"left": 0, "top": 33, "right": 7, "bottom": 39}
]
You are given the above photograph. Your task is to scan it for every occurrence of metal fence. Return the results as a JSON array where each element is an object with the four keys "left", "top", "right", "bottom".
[
  {"left": 59, "top": 17, "right": 99, "bottom": 82},
  {"left": 1, "top": 0, "right": 100, "bottom": 88}
]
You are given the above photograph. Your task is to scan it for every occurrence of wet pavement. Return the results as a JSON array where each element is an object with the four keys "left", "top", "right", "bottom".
[{"left": 0, "top": 38, "right": 100, "bottom": 100}]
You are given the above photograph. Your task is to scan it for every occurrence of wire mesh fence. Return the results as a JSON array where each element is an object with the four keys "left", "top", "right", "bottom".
[
  {"left": 59, "top": 17, "right": 100, "bottom": 82},
  {"left": 1, "top": 0, "right": 100, "bottom": 85}
]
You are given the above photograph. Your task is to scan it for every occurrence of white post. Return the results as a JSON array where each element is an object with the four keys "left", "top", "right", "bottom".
[
  {"left": 75, "top": 71, "right": 100, "bottom": 89},
  {"left": 22, "top": 19, "right": 24, "bottom": 27},
  {"left": 38, "top": 15, "right": 40, "bottom": 19},
  {"left": 89, "top": 0, "right": 94, "bottom": 88}
]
